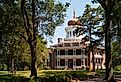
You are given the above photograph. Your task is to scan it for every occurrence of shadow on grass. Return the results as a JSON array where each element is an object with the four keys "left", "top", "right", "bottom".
[
  {"left": 0, "top": 71, "right": 85, "bottom": 82},
  {"left": 39, "top": 70, "right": 88, "bottom": 82},
  {"left": 0, "top": 74, "right": 69, "bottom": 82},
  {"left": 0, "top": 70, "right": 109, "bottom": 82}
]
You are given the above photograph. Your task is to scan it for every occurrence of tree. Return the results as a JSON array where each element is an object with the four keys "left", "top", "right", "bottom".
[
  {"left": 0, "top": 0, "right": 51, "bottom": 73},
  {"left": 93, "top": 0, "right": 121, "bottom": 81},
  {"left": 36, "top": 37, "right": 49, "bottom": 68},
  {"left": 111, "top": 2, "right": 121, "bottom": 69},
  {"left": 0, "top": 1, "right": 24, "bottom": 72},
  {"left": 20, "top": 0, "right": 68, "bottom": 77},
  {"left": 75, "top": 4, "right": 104, "bottom": 71}
]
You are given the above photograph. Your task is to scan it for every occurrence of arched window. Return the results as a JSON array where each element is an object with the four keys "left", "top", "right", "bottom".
[
  {"left": 70, "top": 31, "right": 71, "bottom": 37},
  {"left": 67, "top": 32, "right": 69, "bottom": 37},
  {"left": 73, "top": 31, "right": 75, "bottom": 37}
]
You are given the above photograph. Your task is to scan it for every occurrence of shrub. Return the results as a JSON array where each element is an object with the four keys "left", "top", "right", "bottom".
[
  {"left": 114, "top": 65, "right": 121, "bottom": 71},
  {"left": 0, "top": 63, "right": 7, "bottom": 71},
  {"left": 24, "top": 66, "right": 30, "bottom": 71},
  {"left": 86, "top": 66, "right": 90, "bottom": 71},
  {"left": 43, "top": 66, "right": 51, "bottom": 70}
]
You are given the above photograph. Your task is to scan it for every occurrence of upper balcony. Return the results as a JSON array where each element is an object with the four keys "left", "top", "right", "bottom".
[
  {"left": 56, "top": 54, "right": 88, "bottom": 59},
  {"left": 51, "top": 38, "right": 87, "bottom": 49}
]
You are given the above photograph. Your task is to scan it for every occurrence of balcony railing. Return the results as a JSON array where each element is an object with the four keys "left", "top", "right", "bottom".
[{"left": 57, "top": 55, "right": 88, "bottom": 58}]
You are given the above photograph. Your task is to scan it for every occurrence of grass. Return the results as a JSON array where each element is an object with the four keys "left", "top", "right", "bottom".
[
  {"left": 0, "top": 70, "right": 88, "bottom": 82},
  {"left": 7, "top": 70, "right": 84, "bottom": 77},
  {"left": 0, "top": 71, "right": 30, "bottom": 82},
  {"left": 0, "top": 70, "right": 120, "bottom": 82},
  {"left": 0, "top": 70, "right": 89, "bottom": 82}
]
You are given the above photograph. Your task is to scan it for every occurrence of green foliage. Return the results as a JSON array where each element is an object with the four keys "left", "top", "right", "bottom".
[
  {"left": 36, "top": 37, "right": 49, "bottom": 67},
  {"left": 36, "top": 0, "right": 68, "bottom": 41},
  {"left": 0, "top": 0, "right": 27, "bottom": 71},
  {"left": 75, "top": 4, "right": 105, "bottom": 71},
  {"left": 114, "top": 65, "right": 121, "bottom": 71},
  {"left": 79, "top": 4, "right": 104, "bottom": 45},
  {"left": 112, "top": 41, "right": 121, "bottom": 68},
  {"left": 0, "top": 0, "right": 68, "bottom": 74},
  {"left": 94, "top": 0, "right": 121, "bottom": 81},
  {"left": 39, "top": 70, "right": 87, "bottom": 82},
  {"left": 43, "top": 66, "right": 51, "bottom": 70},
  {"left": 0, "top": 63, "right": 7, "bottom": 71},
  {"left": 110, "top": 1, "right": 121, "bottom": 69}
]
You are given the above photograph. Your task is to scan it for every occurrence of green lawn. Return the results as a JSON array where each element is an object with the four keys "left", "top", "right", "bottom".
[
  {"left": 0, "top": 70, "right": 121, "bottom": 82},
  {"left": 0, "top": 70, "right": 87, "bottom": 82},
  {"left": 3, "top": 70, "right": 87, "bottom": 77},
  {"left": 0, "top": 71, "right": 30, "bottom": 82}
]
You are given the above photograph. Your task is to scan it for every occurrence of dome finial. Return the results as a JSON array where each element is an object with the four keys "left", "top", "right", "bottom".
[{"left": 73, "top": 9, "right": 76, "bottom": 19}]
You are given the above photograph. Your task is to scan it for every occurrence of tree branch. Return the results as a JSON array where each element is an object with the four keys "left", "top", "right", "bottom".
[
  {"left": 32, "top": 0, "right": 36, "bottom": 41},
  {"left": 21, "top": 0, "right": 32, "bottom": 42}
]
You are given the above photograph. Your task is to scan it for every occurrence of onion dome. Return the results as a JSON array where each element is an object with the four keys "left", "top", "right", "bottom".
[
  {"left": 68, "top": 19, "right": 81, "bottom": 26},
  {"left": 67, "top": 10, "right": 82, "bottom": 26}
]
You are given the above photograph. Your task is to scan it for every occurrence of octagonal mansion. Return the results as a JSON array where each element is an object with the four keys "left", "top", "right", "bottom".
[{"left": 48, "top": 11, "right": 105, "bottom": 70}]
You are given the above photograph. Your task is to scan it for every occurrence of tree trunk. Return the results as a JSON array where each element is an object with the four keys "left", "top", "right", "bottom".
[
  {"left": 89, "top": 24, "right": 95, "bottom": 71},
  {"left": 9, "top": 57, "right": 14, "bottom": 74},
  {"left": 92, "top": 46, "right": 95, "bottom": 71},
  {"left": 21, "top": 0, "right": 37, "bottom": 78},
  {"left": 103, "top": 11, "right": 116, "bottom": 82},
  {"left": 29, "top": 41, "right": 37, "bottom": 78},
  {"left": 6, "top": 57, "right": 10, "bottom": 71},
  {"left": 29, "top": 0, "right": 37, "bottom": 78},
  {"left": 11, "top": 58, "right": 14, "bottom": 73}
]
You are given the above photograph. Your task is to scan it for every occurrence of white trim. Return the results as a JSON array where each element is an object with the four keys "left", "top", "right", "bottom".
[
  {"left": 57, "top": 49, "right": 60, "bottom": 55},
  {"left": 73, "top": 49, "right": 76, "bottom": 55}
]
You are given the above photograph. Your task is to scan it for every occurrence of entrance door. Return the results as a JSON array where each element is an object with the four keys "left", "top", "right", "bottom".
[{"left": 68, "top": 59, "right": 73, "bottom": 69}]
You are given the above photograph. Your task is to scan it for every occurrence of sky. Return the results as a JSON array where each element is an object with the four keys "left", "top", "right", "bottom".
[{"left": 47, "top": 0, "right": 99, "bottom": 47}]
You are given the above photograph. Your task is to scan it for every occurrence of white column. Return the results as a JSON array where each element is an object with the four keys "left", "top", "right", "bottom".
[
  {"left": 59, "top": 59, "right": 60, "bottom": 67},
  {"left": 70, "top": 31, "right": 71, "bottom": 37},
  {"left": 73, "top": 49, "right": 76, "bottom": 55},
  {"left": 73, "top": 59, "right": 76, "bottom": 69},
  {"left": 71, "top": 31, "right": 73, "bottom": 37},
  {"left": 65, "top": 59, "right": 68, "bottom": 68},
  {"left": 67, "top": 59, "right": 68, "bottom": 68},
  {"left": 86, "top": 58, "right": 88, "bottom": 66},
  {"left": 57, "top": 49, "right": 60, "bottom": 56},
  {"left": 65, "top": 59, "right": 68, "bottom": 67},
  {"left": 66, "top": 32, "right": 69, "bottom": 37},
  {"left": 65, "top": 49, "right": 68, "bottom": 55},
  {"left": 82, "top": 59, "right": 85, "bottom": 66},
  {"left": 57, "top": 59, "right": 60, "bottom": 68}
]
